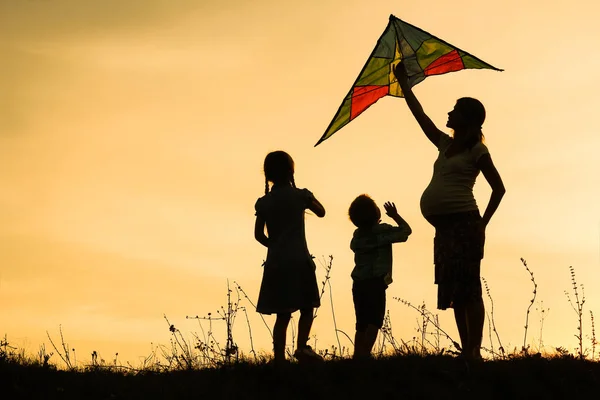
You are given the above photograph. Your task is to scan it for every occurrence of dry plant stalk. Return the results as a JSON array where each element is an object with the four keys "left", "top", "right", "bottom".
[
  {"left": 46, "top": 325, "right": 75, "bottom": 370},
  {"left": 235, "top": 281, "right": 273, "bottom": 338},
  {"left": 482, "top": 276, "right": 505, "bottom": 358},
  {"left": 535, "top": 300, "right": 550, "bottom": 353},
  {"left": 394, "top": 297, "right": 461, "bottom": 353},
  {"left": 564, "top": 265, "right": 586, "bottom": 359},
  {"left": 590, "top": 310, "right": 597, "bottom": 361},
  {"left": 520, "top": 258, "right": 537, "bottom": 354}
]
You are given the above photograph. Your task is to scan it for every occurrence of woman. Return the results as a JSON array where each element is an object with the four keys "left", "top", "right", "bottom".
[{"left": 394, "top": 62, "right": 505, "bottom": 361}]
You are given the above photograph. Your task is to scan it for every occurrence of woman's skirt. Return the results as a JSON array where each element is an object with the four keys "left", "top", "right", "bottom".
[{"left": 426, "top": 210, "right": 485, "bottom": 310}]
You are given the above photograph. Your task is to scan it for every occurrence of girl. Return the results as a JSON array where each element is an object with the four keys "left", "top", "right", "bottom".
[
  {"left": 394, "top": 62, "right": 506, "bottom": 361},
  {"left": 254, "top": 150, "right": 326, "bottom": 363}
]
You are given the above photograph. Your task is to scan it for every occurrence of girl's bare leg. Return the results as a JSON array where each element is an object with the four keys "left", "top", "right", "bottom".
[
  {"left": 273, "top": 313, "right": 291, "bottom": 361},
  {"left": 297, "top": 308, "right": 313, "bottom": 349}
]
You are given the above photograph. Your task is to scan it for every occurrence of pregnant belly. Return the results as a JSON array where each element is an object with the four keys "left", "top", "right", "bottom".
[{"left": 420, "top": 184, "right": 478, "bottom": 217}]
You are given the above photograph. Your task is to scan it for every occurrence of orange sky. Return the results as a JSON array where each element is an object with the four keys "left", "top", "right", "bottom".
[{"left": 1, "top": 0, "right": 600, "bottom": 365}]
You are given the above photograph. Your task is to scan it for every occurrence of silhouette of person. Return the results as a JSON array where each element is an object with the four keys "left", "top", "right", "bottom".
[
  {"left": 254, "top": 151, "right": 326, "bottom": 364},
  {"left": 394, "top": 62, "right": 506, "bottom": 361},
  {"left": 348, "top": 195, "right": 412, "bottom": 359}
]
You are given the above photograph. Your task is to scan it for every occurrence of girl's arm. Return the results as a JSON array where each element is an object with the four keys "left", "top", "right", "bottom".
[
  {"left": 394, "top": 62, "right": 444, "bottom": 147},
  {"left": 254, "top": 216, "right": 269, "bottom": 247},
  {"left": 307, "top": 196, "right": 326, "bottom": 218},
  {"left": 477, "top": 154, "right": 506, "bottom": 227}
]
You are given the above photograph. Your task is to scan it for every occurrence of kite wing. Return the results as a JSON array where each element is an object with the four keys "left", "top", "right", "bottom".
[{"left": 315, "top": 15, "right": 502, "bottom": 146}]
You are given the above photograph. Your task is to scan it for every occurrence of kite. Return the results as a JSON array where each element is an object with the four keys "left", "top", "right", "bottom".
[{"left": 315, "top": 15, "right": 502, "bottom": 146}]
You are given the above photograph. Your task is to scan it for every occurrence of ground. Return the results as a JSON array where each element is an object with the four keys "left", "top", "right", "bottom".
[{"left": 3, "top": 354, "right": 600, "bottom": 399}]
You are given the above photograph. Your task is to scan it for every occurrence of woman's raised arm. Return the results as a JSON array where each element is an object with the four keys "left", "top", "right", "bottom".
[{"left": 394, "top": 62, "right": 444, "bottom": 147}]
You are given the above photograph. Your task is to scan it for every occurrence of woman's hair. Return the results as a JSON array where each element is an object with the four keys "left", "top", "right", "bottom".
[
  {"left": 263, "top": 151, "right": 296, "bottom": 194},
  {"left": 456, "top": 97, "right": 486, "bottom": 149},
  {"left": 348, "top": 194, "right": 381, "bottom": 229}
]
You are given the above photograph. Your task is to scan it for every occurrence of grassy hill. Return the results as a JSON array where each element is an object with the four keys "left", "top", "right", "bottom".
[{"left": 3, "top": 353, "right": 600, "bottom": 399}]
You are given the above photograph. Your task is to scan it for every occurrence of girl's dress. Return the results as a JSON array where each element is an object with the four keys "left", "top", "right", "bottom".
[{"left": 254, "top": 185, "right": 320, "bottom": 314}]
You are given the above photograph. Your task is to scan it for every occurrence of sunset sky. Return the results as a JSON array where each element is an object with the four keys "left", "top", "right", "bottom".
[{"left": 1, "top": 0, "right": 600, "bottom": 366}]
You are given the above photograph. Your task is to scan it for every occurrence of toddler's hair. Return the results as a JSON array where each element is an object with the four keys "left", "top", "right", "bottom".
[
  {"left": 349, "top": 194, "right": 381, "bottom": 229},
  {"left": 263, "top": 151, "right": 296, "bottom": 194}
]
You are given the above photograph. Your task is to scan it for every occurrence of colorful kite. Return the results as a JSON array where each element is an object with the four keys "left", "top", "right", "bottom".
[{"left": 315, "top": 15, "right": 502, "bottom": 146}]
